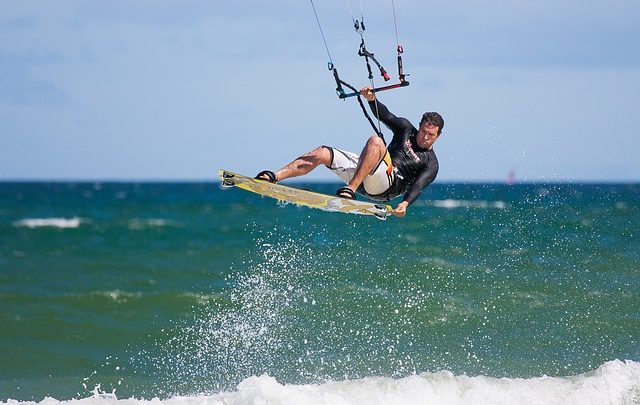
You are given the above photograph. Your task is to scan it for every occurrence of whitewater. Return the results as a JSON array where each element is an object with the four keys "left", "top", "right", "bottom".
[{"left": 4, "top": 360, "right": 638, "bottom": 405}]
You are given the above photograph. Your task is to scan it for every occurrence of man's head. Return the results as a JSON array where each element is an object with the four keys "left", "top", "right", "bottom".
[{"left": 420, "top": 112, "right": 444, "bottom": 135}]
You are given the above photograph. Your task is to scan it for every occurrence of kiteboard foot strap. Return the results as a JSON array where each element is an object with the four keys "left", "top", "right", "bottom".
[
  {"left": 255, "top": 170, "right": 278, "bottom": 183},
  {"left": 336, "top": 186, "right": 356, "bottom": 200}
]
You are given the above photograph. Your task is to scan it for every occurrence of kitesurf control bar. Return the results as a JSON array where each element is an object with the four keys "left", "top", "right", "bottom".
[{"left": 333, "top": 67, "right": 409, "bottom": 99}]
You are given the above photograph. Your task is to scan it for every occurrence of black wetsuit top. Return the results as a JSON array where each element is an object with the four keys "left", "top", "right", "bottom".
[{"left": 367, "top": 100, "right": 439, "bottom": 205}]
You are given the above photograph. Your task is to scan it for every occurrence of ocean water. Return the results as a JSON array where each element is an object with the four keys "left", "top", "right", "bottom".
[{"left": 1, "top": 181, "right": 639, "bottom": 404}]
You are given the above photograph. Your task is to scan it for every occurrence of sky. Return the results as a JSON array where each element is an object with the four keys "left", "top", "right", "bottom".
[{"left": 1, "top": 0, "right": 639, "bottom": 182}]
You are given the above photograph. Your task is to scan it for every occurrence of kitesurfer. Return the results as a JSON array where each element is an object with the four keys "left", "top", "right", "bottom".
[{"left": 256, "top": 86, "right": 443, "bottom": 218}]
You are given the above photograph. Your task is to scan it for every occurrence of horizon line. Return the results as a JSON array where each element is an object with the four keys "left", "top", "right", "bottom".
[{"left": 1, "top": 178, "right": 639, "bottom": 185}]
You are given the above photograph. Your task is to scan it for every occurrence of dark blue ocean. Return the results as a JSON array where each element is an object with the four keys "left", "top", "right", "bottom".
[{"left": 1, "top": 181, "right": 639, "bottom": 404}]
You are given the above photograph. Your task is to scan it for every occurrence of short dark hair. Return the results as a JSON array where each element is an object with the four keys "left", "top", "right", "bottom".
[{"left": 420, "top": 112, "right": 444, "bottom": 135}]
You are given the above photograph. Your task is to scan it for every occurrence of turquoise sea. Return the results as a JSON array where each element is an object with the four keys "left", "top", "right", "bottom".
[{"left": 1, "top": 181, "right": 639, "bottom": 404}]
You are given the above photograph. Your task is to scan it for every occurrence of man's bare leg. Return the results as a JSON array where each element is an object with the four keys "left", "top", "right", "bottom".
[
  {"left": 256, "top": 146, "right": 332, "bottom": 182},
  {"left": 344, "top": 135, "right": 386, "bottom": 193}
]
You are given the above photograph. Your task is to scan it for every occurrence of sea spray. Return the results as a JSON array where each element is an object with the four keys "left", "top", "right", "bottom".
[
  {"left": 137, "top": 224, "right": 461, "bottom": 396},
  {"left": 142, "top": 228, "right": 338, "bottom": 395}
]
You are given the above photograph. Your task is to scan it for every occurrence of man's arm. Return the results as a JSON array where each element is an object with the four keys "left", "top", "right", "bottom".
[
  {"left": 360, "top": 87, "right": 411, "bottom": 134},
  {"left": 391, "top": 165, "right": 439, "bottom": 217}
]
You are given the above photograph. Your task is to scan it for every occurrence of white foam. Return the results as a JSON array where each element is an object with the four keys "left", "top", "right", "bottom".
[
  {"left": 92, "top": 290, "right": 143, "bottom": 303},
  {"left": 12, "top": 217, "right": 83, "bottom": 229},
  {"left": 7, "top": 360, "right": 639, "bottom": 405},
  {"left": 214, "top": 362, "right": 640, "bottom": 405},
  {"left": 424, "top": 199, "right": 508, "bottom": 209},
  {"left": 128, "top": 218, "right": 179, "bottom": 230}
]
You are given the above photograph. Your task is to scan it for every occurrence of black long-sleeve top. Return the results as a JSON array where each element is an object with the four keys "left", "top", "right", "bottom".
[{"left": 368, "top": 100, "right": 439, "bottom": 205}]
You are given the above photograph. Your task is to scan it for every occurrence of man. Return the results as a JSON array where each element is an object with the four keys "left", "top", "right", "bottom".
[{"left": 256, "top": 86, "right": 444, "bottom": 218}]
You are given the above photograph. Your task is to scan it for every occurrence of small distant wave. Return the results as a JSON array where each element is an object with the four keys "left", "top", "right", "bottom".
[
  {"left": 128, "top": 218, "right": 179, "bottom": 230},
  {"left": 61, "top": 290, "right": 223, "bottom": 305},
  {"left": 424, "top": 199, "right": 508, "bottom": 209},
  {"left": 12, "top": 217, "right": 83, "bottom": 229},
  {"left": 86, "top": 290, "right": 223, "bottom": 306},
  {"left": 91, "top": 290, "right": 144, "bottom": 302}
]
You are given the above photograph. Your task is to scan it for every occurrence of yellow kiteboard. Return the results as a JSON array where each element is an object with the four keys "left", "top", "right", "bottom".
[{"left": 218, "top": 169, "right": 392, "bottom": 220}]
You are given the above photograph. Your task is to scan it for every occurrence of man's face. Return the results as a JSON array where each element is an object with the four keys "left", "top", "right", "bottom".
[{"left": 418, "top": 121, "right": 440, "bottom": 142}]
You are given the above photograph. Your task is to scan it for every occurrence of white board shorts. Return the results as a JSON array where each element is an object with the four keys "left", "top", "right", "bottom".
[{"left": 323, "top": 145, "right": 395, "bottom": 197}]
